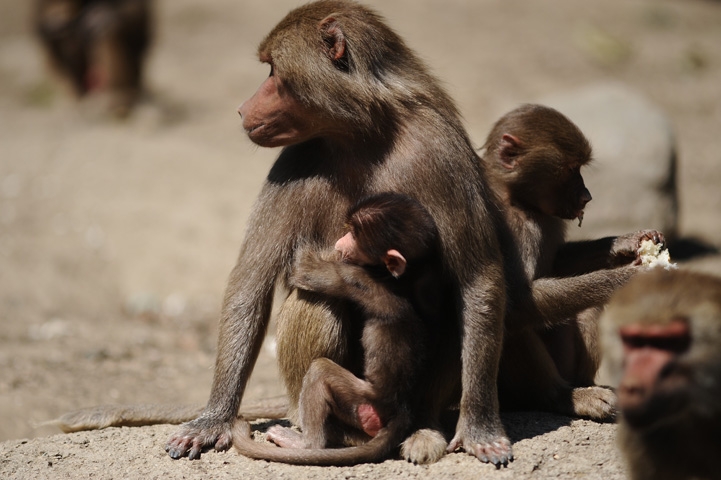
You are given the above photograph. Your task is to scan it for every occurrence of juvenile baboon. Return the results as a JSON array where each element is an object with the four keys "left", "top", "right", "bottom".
[
  {"left": 233, "top": 193, "right": 447, "bottom": 465},
  {"left": 482, "top": 104, "right": 664, "bottom": 419},
  {"left": 34, "top": 0, "right": 152, "bottom": 117},
  {"left": 601, "top": 269, "right": 721, "bottom": 480}
]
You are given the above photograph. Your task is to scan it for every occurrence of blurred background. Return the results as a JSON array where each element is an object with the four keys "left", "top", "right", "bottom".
[{"left": 0, "top": 0, "right": 719, "bottom": 442}]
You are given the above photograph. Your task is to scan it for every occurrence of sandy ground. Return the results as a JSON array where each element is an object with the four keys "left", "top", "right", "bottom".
[{"left": 0, "top": 0, "right": 720, "bottom": 478}]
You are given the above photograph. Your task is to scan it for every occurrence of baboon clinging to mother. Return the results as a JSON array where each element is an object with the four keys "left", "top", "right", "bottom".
[{"left": 234, "top": 193, "right": 447, "bottom": 465}]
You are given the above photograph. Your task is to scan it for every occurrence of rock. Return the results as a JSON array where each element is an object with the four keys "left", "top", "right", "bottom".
[{"left": 539, "top": 83, "right": 678, "bottom": 242}]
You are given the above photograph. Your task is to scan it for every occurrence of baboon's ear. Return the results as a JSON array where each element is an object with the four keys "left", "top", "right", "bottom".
[
  {"left": 319, "top": 16, "right": 346, "bottom": 62},
  {"left": 384, "top": 249, "right": 407, "bottom": 278},
  {"left": 499, "top": 133, "right": 522, "bottom": 169}
]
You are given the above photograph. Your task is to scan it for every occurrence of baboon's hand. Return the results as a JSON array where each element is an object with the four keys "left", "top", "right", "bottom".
[
  {"left": 165, "top": 415, "right": 233, "bottom": 460},
  {"left": 447, "top": 419, "right": 513, "bottom": 467},
  {"left": 289, "top": 248, "right": 336, "bottom": 292},
  {"left": 611, "top": 229, "right": 665, "bottom": 266}
]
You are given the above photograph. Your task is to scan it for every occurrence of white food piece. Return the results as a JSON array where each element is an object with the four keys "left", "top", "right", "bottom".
[{"left": 637, "top": 239, "right": 677, "bottom": 270}]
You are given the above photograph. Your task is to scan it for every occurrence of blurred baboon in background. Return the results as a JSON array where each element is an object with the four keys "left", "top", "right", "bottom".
[{"left": 34, "top": 0, "right": 152, "bottom": 117}]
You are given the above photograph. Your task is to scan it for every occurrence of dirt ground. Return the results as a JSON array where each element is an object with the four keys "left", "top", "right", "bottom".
[{"left": 1, "top": 0, "right": 720, "bottom": 478}]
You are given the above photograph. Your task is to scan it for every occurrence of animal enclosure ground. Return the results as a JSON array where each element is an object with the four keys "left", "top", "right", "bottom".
[{"left": 1, "top": 0, "right": 720, "bottom": 478}]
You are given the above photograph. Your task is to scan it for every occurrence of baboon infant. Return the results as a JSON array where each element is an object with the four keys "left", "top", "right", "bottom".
[
  {"left": 601, "top": 269, "right": 721, "bottom": 480},
  {"left": 233, "top": 192, "right": 447, "bottom": 465}
]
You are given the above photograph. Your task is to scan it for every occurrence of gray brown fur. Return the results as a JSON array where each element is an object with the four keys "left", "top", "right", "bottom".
[{"left": 165, "top": 0, "right": 510, "bottom": 465}]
